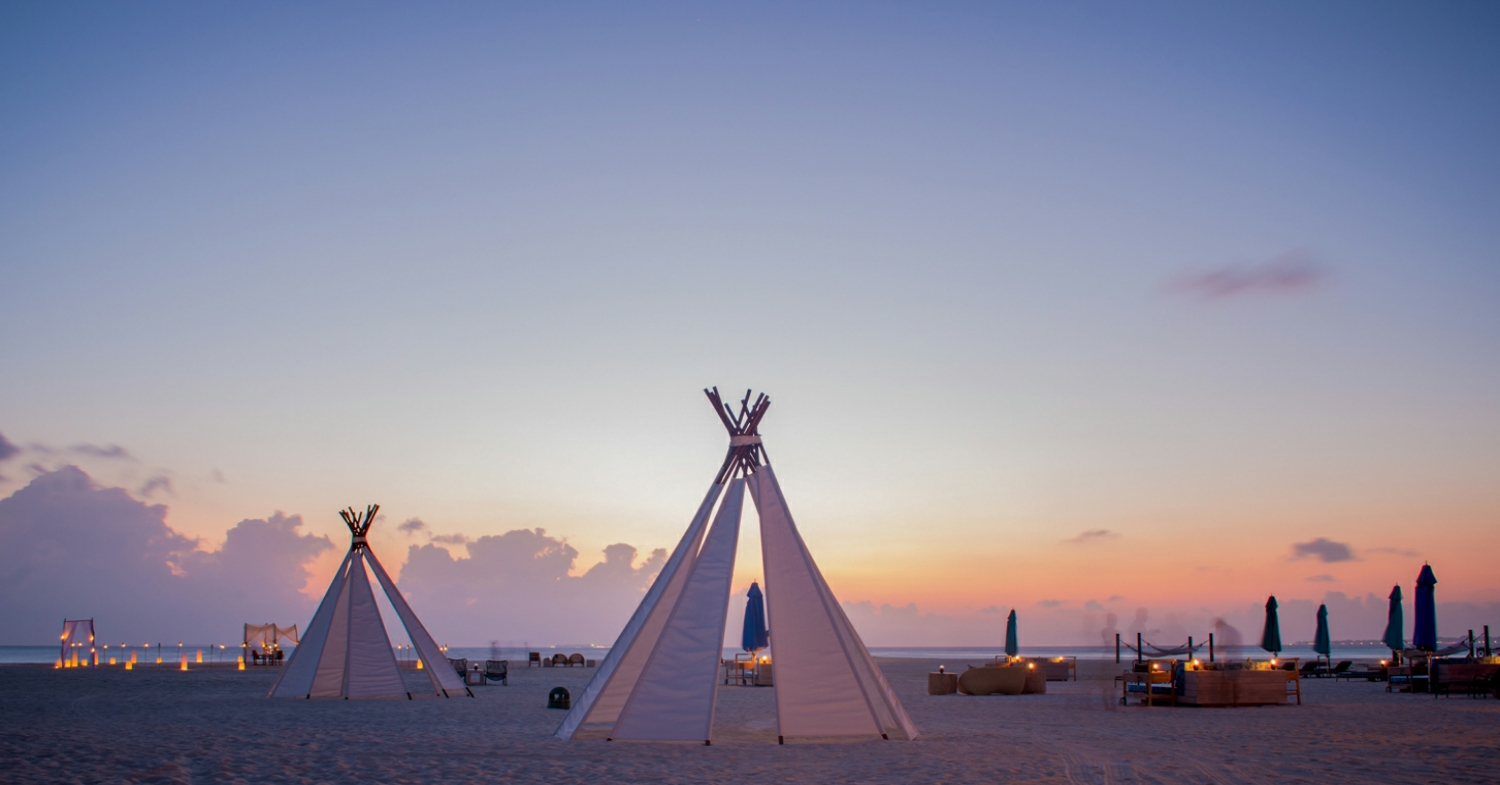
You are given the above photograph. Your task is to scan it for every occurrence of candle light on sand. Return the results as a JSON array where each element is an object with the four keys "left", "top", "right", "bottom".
[
  {"left": 180, "top": 655, "right": 188, "bottom": 671},
  {"left": 238, "top": 656, "right": 245, "bottom": 670}
]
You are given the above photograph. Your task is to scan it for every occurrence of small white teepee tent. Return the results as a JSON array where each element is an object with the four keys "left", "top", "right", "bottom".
[
  {"left": 269, "top": 505, "right": 470, "bottom": 699},
  {"left": 556, "top": 389, "right": 915, "bottom": 744}
]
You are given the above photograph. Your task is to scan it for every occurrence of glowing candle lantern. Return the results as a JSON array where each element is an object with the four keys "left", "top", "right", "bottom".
[
  {"left": 125, "top": 661, "right": 133, "bottom": 670},
  {"left": 416, "top": 659, "right": 423, "bottom": 670},
  {"left": 195, "top": 650, "right": 203, "bottom": 664},
  {"left": 237, "top": 656, "right": 245, "bottom": 671},
  {"left": 180, "top": 655, "right": 188, "bottom": 671},
  {"left": 54, "top": 658, "right": 62, "bottom": 669},
  {"left": 109, "top": 657, "right": 116, "bottom": 665}
]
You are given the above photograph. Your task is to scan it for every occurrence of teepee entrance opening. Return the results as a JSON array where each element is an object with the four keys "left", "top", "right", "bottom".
[
  {"left": 556, "top": 389, "right": 916, "bottom": 744},
  {"left": 269, "top": 505, "right": 470, "bottom": 700}
]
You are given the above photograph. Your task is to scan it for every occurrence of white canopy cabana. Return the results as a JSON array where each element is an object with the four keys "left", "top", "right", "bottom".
[
  {"left": 556, "top": 389, "right": 916, "bottom": 744},
  {"left": 244, "top": 623, "right": 299, "bottom": 653}
]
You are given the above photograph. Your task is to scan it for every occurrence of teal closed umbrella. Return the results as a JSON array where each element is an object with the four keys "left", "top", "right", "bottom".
[
  {"left": 1313, "top": 604, "right": 1332, "bottom": 667},
  {"left": 1259, "top": 596, "right": 1282, "bottom": 656},
  {"left": 1381, "top": 585, "right": 1404, "bottom": 653},
  {"left": 1004, "top": 610, "right": 1018, "bottom": 658}
]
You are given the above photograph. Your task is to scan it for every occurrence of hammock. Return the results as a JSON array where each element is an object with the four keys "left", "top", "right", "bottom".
[{"left": 1122, "top": 639, "right": 1206, "bottom": 658}]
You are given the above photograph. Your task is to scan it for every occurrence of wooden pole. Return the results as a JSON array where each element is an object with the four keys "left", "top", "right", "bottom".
[
  {"left": 1115, "top": 633, "right": 1120, "bottom": 663},
  {"left": 1209, "top": 632, "right": 1215, "bottom": 662}
]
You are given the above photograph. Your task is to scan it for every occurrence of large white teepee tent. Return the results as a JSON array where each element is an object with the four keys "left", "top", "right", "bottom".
[
  {"left": 556, "top": 389, "right": 916, "bottom": 744},
  {"left": 269, "top": 505, "right": 470, "bottom": 699}
]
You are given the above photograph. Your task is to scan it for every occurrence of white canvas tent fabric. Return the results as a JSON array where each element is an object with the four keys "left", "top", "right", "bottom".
[
  {"left": 611, "top": 479, "right": 745, "bottom": 742},
  {"left": 554, "top": 483, "right": 724, "bottom": 738},
  {"left": 753, "top": 467, "right": 916, "bottom": 740},
  {"left": 555, "top": 388, "right": 916, "bottom": 744},
  {"left": 269, "top": 505, "right": 469, "bottom": 699}
]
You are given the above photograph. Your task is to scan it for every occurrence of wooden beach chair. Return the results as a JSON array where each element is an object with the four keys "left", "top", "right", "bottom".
[
  {"left": 528, "top": 651, "right": 542, "bottom": 667},
  {"left": 484, "top": 660, "right": 508, "bottom": 685},
  {"left": 551, "top": 653, "right": 568, "bottom": 667}
]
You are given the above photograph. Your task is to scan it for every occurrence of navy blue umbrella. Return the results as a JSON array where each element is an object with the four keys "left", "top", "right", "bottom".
[
  {"left": 741, "top": 582, "right": 768, "bottom": 653},
  {"left": 1004, "top": 610, "right": 1018, "bottom": 658},
  {"left": 1381, "top": 585, "right": 1404, "bottom": 653},
  {"left": 1313, "top": 604, "right": 1331, "bottom": 662},
  {"left": 1259, "top": 596, "right": 1282, "bottom": 655},
  {"left": 1413, "top": 565, "right": 1438, "bottom": 651}
]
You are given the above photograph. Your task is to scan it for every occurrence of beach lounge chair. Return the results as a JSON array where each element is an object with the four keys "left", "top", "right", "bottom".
[
  {"left": 1298, "top": 661, "right": 1320, "bottom": 677},
  {"left": 484, "top": 660, "right": 508, "bottom": 685},
  {"left": 568, "top": 653, "right": 585, "bottom": 667},
  {"left": 1469, "top": 669, "right": 1500, "bottom": 699},
  {"left": 528, "top": 651, "right": 541, "bottom": 667},
  {"left": 1335, "top": 663, "right": 1384, "bottom": 681},
  {"left": 1327, "top": 661, "right": 1352, "bottom": 678},
  {"left": 551, "top": 653, "right": 569, "bottom": 667}
]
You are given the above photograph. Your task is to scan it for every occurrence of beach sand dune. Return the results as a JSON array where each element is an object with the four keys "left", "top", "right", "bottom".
[{"left": 2, "top": 658, "right": 1496, "bottom": 784}]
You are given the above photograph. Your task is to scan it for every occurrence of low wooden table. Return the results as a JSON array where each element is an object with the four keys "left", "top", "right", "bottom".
[
  {"left": 1179, "top": 670, "right": 1296, "bottom": 706},
  {"left": 928, "top": 672, "right": 958, "bottom": 695}
]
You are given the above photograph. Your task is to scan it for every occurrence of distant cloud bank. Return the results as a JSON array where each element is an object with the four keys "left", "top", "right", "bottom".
[
  {"left": 0, "top": 466, "right": 332, "bottom": 643},
  {"left": 0, "top": 466, "right": 672, "bottom": 647}
]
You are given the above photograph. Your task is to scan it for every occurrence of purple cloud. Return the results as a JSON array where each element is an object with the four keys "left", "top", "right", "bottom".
[
  {"left": 1292, "top": 537, "right": 1354, "bottom": 563},
  {"left": 397, "top": 517, "right": 427, "bottom": 535},
  {"left": 1306, "top": 574, "right": 1337, "bottom": 582},
  {"left": 137, "top": 474, "right": 174, "bottom": 498},
  {"left": 68, "top": 443, "right": 135, "bottom": 460},
  {"left": 0, "top": 432, "right": 18, "bottom": 463},
  {"left": 0, "top": 466, "right": 333, "bottom": 642},
  {"left": 1169, "top": 251, "right": 1326, "bottom": 300}
]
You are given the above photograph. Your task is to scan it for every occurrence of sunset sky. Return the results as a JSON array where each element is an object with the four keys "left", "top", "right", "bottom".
[{"left": 3, "top": 2, "right": 1497, "bottom": 646}]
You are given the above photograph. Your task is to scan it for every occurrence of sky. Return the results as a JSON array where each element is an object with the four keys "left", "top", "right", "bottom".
[{"left": 2, "top": 2, "right": 1498, "bottom": 647}]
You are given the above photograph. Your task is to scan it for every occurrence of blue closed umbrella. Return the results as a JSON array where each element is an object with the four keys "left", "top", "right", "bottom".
[
  {"left": 1259, "top": 596, "right": 1282, "bottom": 655},
  {"left": 1413, "top": 565, "right": 1438, "bottom": 651},
  {"left": 1313, "top": 604, "right": 1331, "bottom": 662},
  {"left": 1004, "top": 609, "right": 1018, "bottom": 658},
  {"left": 741, "top": 582, "right": 768, "bottom": 653},
  {"left": 1381, "top": 585, "right": 1404, "bottom": 652}
]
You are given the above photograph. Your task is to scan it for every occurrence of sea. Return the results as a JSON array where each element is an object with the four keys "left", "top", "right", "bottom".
[{"left": 1, "top": 642, "right": 1442, "bottom": 665}]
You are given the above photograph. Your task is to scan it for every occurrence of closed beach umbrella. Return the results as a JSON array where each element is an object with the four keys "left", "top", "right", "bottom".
[
  {"left": 1313, "top": 604, "right": 1331, "bottom": 662},
  {"left": 1259, "top": 596, "right": 1282, "bottom": 655},
  {"left": 1413, "top": 564, "right": 1438, "bottom": 651},
  {"left": 741, "top": 582, "right": 768, "bottom": 652},
  {"left": 1381, "top": 585, "right": 1404, "bottom": 652},
  {"left": 1004, "top": 610, "right": 1018, "bottom": 658}
]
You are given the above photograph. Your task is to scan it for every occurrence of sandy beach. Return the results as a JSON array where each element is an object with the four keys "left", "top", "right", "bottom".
[{"left": 4, "top": 659, "right": 1497, "bottom": 784}]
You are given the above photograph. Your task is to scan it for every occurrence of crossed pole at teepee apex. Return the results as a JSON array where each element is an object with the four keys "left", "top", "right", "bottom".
[
  {"left": 706, "top": 387, "right": 772, "bottom": 484},
  {"left": 339, "top": 504, "right": 380, "bottom": 549}
]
